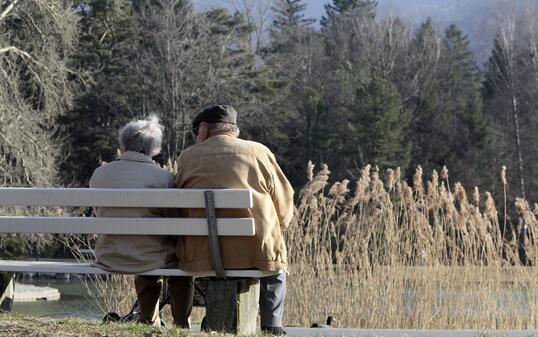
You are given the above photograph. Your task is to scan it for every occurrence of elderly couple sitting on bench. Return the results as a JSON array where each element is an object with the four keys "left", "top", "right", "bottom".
[{"left": 89, "top": 105, "right": 294, "bottom": 335}]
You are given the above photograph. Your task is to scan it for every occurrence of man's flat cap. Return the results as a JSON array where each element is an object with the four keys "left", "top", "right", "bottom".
[{"left": 192, "top": 105, "right": 237, "bottom": 128}]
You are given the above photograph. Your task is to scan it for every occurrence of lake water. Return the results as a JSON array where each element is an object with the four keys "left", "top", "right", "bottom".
[
  {"left": 13, "top": 279, "right": 102, "bottom": 320},
  {"left": 11, "top": 278, "right": 536, "bottom": 325}
]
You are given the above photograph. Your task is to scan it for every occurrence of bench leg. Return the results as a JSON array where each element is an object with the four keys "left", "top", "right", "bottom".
[
  {"left": 0, "top": 272, "right": 14, "bottom": 312},
  {"left": 205, "top": 278, "right": 259, "bottom": 335}
]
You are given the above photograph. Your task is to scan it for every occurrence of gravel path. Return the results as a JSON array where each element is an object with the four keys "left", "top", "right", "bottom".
[{"left": 282, "top": 327, "right": 538, "bottom": 337}]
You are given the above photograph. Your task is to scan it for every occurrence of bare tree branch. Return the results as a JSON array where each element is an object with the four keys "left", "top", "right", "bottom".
[
  {"left": 0, "top": 46, "right": 41, "bottom": 64},
  {"left": 0, "top": 0, "right": 20, "bottom": 22}
]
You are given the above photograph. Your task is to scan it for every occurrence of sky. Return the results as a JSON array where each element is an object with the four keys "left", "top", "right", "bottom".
[
  {"left": 195, "top": 0, "right": 489, "bottom": 25},
  {"left": 195, "top": 0, "right": 538, "bottom": 64},
  {"left": 194, "top": 1, "right": 502, "bottom": 34},
  {"left": 302, "top": 0, "right": 329, "bottom": 22}
]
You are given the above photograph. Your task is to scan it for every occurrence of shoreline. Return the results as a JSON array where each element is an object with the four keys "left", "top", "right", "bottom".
[{"left": 14, "top": 282, "right": 60, "bottom": 302}]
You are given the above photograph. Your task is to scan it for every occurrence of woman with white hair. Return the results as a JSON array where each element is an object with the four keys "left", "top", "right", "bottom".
[{"left": 89, "top": 115, "right": 193, "bottom": 328}]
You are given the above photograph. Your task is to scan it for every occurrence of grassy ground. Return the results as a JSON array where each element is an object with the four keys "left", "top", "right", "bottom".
[
  {"left": 0, "top": 312, "right": 213, "bottom": 337},
  {"left": 1, "top": 313, "right": 534, "bottom": 337}
]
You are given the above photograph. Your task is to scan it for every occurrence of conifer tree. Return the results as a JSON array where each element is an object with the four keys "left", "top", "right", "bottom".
[
  {"left": 407, "top": 22, "right": 489, "bottom": 186},
  {"left": 59, "top": 0, "right": 143, "bottom": 185},
  {"left": 439, "top": 24, "right": 489, "bottom": 184},
  {"left": 321, "top": 0, "right": 377, "bottom": 26},
  {"left": 405, "top": 19, "right": 442, "bottom": 176},
  {"left": 352, "top": 78, "right": 410, "bottom": 170},
  {"left": 264, "top": 0, "right": 327, "bottom": 183},
  {"left": 272, "top": 0, "right": 315, "bottom": 32}
]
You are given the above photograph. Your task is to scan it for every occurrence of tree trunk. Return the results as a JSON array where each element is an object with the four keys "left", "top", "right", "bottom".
[{"left": 512, "top": 94, "right": 526, "bottom": 199}]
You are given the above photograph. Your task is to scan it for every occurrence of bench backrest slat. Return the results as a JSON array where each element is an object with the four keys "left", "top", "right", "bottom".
[
  {"left": 0, "top": 260, "right": 276, "bottom": 277},
  {"left": 0, "top": 188, "right": 252, "bottom": 208},
  {"left": 0, "top": 216, "right": 255, "bottom": 236}
]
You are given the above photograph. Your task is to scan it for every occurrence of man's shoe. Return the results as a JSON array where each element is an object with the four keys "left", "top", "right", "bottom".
[{"left": 261, "top": 326, "right": 286, "bottom": 336}]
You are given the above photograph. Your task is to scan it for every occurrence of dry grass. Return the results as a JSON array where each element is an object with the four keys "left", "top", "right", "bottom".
[
  {"left": 284, "top": 163, "right": 538, "bottom": 329},
  {"left": 61, "top": 235, "right": 137, "bottom": 315},
  {"left": 0, "top": 312, "right": 215, "bottom": 337}
]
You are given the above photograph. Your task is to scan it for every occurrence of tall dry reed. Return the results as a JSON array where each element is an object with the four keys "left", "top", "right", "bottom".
[
  {"left": 61, "top": 234, "right": 136, "bottom": 315},
  {"left": 284, "top": 162, "right": 538, "bottom": 329}
]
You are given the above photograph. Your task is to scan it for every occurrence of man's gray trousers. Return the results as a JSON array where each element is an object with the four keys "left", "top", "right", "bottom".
[{"left": 259, "top": 272, "right": 286, "bottom": 328}]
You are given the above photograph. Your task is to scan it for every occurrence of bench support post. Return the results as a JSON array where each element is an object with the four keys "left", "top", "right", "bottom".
[
  {"left": 204, "top": 190, "right": 226, "bottom": 279},
  {"left": 205, "top": 278, "right": 260, "bottom": 335},
  {"left": 0, "top": 272, "right": 14, "bottom": 312}
]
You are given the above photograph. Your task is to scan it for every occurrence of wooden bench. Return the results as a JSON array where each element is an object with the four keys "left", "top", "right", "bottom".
[{"left": 0, "top": 187, "right": 273, "bottom": 334}]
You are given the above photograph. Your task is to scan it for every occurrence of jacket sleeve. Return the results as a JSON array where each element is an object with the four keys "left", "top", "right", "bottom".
[{"left": 268, "top": 153, "right": 294, "bottom": 229}]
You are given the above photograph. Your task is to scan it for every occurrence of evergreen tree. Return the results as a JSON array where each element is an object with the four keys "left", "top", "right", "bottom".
[
  {"left": 264, "top": 0, "right": 326, "bottom": 184},
  {"left": 444, "top": 25, "right": 488, "bottom": 139},
  {"left": 407, "top": 22, "right": 489, "bottom": 186},
  {"left": 341, "top": 78, "right": 410, "bottom": 171},
  {"left": 321, "top": 0, "right": 377, "bottom": 26},
  {"left": 268, "top": 0, "right": 317, "bottom": 57},
  {"left": 357, "top": 79, "right": 410, "bottom": 170},
  {"left": 59, "top": 0, "right": 143, "bottom": 186},
  {"left": 272, "top": 0, "right": 315, "bottom": 32},
  {"left": 438, "top": 24, "right": 489, "bottom": 184},
  {"left": 319, "top": 0, "right": 386, "bottom": 178},
  {"left": 405, "top": 18, "right": 442, "bottom": 177}
]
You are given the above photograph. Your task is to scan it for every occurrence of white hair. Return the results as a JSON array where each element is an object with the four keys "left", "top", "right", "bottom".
[
  {"left": 118, "top": 115, "right": 164, "bottom": 157},
  {"left": 207, "top": 122, "right": 240, "bottom": 137}
]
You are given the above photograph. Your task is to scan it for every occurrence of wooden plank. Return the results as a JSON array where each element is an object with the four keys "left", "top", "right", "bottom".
[
  {"left": 236, "top": 279, "right": 260, "bottom": 334},
  {"left": 205, "top": 279, "right": 260, "bottom": 335},
  {"left": 0, "top": 260, "right": 277, "bottom": 278},
  {"left": 0, "top": 216, "right": 255, "bottom": 236},
  {"left": 0, "top": 188, "right": 252, "bottom": 208}
]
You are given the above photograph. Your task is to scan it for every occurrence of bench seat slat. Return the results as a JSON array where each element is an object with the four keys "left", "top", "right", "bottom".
[
  {"left": 0, "top": 188, "right": 252, "bottom": 208},
  {"left": 0, "top": 260, "right": 277, "bottom": 278},
  {"left": 0, "top": 216, "right": 255, "bottom": 236}
]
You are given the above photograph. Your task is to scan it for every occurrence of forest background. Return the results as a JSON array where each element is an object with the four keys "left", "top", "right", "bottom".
[{"left": 1, "top": 0, "right": 537, "bottom": 254}]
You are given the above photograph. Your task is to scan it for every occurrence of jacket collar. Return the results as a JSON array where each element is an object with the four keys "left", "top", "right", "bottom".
[
  {"left": 117, "top": 151, "right": 155, "bottom": 163},
  {"left": 207, "top": 131, "right": 237, "bottom": 141}
]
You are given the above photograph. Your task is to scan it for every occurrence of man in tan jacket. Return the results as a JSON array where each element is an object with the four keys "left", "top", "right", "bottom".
[
  {"left": 90, "top": 116, "right": 193, "bottom": 328},
  {"left": 175, "top": 105, "right": 294, "bottom": 335}
]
